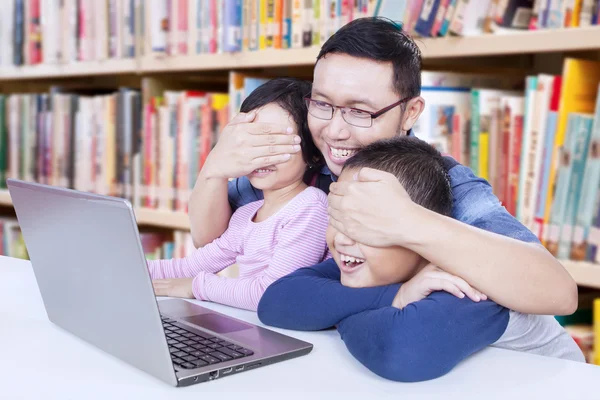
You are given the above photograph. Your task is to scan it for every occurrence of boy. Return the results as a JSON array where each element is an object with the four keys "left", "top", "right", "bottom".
[{"left": 257, "top": 136, "right": 584, "bottom": 382}]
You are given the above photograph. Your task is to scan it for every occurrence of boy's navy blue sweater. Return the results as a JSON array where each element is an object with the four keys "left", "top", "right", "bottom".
[{"left": 257, "top": 258, "right": 510, "bottom": 382}]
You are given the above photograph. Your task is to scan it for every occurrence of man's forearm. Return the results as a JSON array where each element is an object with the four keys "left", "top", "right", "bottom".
[
  {"left": 188, "top": 169, "right": 232, "bottom": 248},
  {"left": 402, "top": 207, "right": 578, "bottom": 315}
]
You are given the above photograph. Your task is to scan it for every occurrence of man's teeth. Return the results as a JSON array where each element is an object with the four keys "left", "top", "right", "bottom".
[
  {"left": 331, "top": 147, "right": 357, "bottom": 158},
  {"left": 255, "top": 169, "right": 273, "bottom": 173},
  {"left": 340, "top": 254, "right": 365, "bottom": 264}
]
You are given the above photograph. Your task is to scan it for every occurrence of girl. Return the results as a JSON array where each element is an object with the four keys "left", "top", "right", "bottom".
[{"left": 148, "top": 78, "right": 330, "bottom": 311}]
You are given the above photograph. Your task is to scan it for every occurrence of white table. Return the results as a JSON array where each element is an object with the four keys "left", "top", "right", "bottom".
[{"left": 2, "top": 255, "right": 599, "bottom": 400}]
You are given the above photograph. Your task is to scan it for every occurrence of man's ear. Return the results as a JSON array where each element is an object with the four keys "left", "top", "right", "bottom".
[{"left": 401, "top": 96, "right": 425, "bottom": 133}]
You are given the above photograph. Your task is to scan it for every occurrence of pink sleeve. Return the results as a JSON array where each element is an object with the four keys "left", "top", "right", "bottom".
[
  {"left": 193, "top": 200, "right": 330, "bottom": 311},
  {"left": 147, "top": 211, "right": 246, "bottom": 280}
]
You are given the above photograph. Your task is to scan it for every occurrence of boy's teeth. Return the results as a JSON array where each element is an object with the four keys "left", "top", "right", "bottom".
[
  {"left": 340, "top": 254, "right": 365, "bottom": 264},
  {"left": 331, "top": 147, "right": 356, "bottom": 158}
]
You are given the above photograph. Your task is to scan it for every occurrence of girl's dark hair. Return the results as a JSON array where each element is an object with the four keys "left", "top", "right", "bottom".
[
  {"left": 240, "top": 77, "right": 323, "bottom": 170},
  {"left": 342, "top": 136, "right": 453, "bottom": 216}
]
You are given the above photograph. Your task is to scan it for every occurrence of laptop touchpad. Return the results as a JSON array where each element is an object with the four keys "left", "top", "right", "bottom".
[{"left": 182, "top": 313, "right": 252, "bottom": 334}]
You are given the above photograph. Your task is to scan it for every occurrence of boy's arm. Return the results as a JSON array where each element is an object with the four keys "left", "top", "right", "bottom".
[
  {"left": 194, "top": 200, "right": 330, "bottom": 311},
  {"left": 257, "top": 258, "right": 400, "bottom": 330},
  {"left": 147, "top": 210, "right": 245, "bottom": 280},
  {"left": 337, "top": 292, "right": 509, "bottom": 382}
]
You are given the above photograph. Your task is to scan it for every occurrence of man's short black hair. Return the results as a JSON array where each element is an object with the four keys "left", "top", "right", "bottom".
[
  {"left": 240, "top": 77, "right": 322, "bottom": 169},
  {"left": 317, "top": 17, "right": 421, "bottom": 99},
  {"left": 342, "top": 136, "right": 453, "bottom": 216}
]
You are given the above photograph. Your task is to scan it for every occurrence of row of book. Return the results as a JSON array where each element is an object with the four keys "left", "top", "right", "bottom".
[
  {"left": 0, "top": 218, "right": 28, "bottom": 260},
  {"left": 0, "top": 0, "right": 141, "bottom": 67},
  {"left": 404, "top": 0, "right": 600, "bottom": 38},
  {"left": 414, "top": 57, "right": 600, "bottom": 265},
  {"left": 0, "top": 83, "right": 228, "bottom": 213},
  {"left": 560, "top": 290, "right": 600, "bottom": 364},
  {"left": 4, "top": 0, "right": 600, "bottom": 68}
]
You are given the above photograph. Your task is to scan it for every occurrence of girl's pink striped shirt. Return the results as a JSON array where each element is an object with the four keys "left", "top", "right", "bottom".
[{"left": 147, "top": 187, "right": 331, "bottom": 311}]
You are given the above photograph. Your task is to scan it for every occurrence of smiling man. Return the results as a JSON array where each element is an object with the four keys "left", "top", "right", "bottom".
[{"left": 188, "top": 18, "right": 576, "bottom": 317}]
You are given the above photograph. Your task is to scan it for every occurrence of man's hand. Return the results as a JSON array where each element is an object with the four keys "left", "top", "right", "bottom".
[
  {"left": 152, "top": 278, "right": 195, "bottom": 299},
  {"left": 328, "top": 167, "right": 421, "bottom": 248},
  {"left": 202, "top": 111, "right": 302, "bottom": 180},
  {"left": 392, "top": 264, "right": 487, "bottom": 309}
]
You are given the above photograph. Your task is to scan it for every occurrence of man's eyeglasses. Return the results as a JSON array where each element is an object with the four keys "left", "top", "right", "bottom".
[{"left": 304, "top": 96, "right": 412, "bottom": 128}]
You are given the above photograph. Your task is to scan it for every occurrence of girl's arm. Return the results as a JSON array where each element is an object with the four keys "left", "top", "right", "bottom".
[
  {"left": 195, "top": 199, "right": 330, "bottom": 311},
  {"left": 147, "top": 208, "right": 248, "bottom": 280}
]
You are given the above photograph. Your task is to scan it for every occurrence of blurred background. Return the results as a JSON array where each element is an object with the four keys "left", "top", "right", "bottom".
[{"left": 1, "top": 0, "right": 600, "bottom": 364}]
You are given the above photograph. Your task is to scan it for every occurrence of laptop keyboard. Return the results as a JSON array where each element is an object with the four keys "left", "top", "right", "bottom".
[{"left": 161, "top": 316, "right": 254, "bottom": 370}]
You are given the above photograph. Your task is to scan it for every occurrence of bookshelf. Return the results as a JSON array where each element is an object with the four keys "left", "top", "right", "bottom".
[
  {"left": 2, "top": 28, "right": 600, "bottom": 80},
  {"left": 563, "top": 260, "right": 600, "bottom": 290},
  {"left": 0, "top": 59, "right": 138, "bottom": 81},
  {"left": 1, "top": 2, "right": 600, "bottom": 287}
]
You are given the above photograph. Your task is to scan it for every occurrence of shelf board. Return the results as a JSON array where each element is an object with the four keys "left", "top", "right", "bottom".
[
  {"left": 417, "top": 27, "right": 600, "bottom": 59},
  {"left": 563, "top": 260, "right": 600, "bottom": 290},
  {"left": 0, "top": 58, "right": 138, "bottom": 81},
  {"left": 0, "top": 189, "right": 189, "bottom": 231},
  {"left": 0, "top": 190, "right": 12, "bottom": 206},
  {"left": 141, "top": 28, "right": 600, "bottom": 73},
  {"left": 140, "top": 47, "right": 320, "bottom": 73},
  {"left": 2, "top": 28, "right": 600, "bottom": 79},
  {"left": 134, "top": 208, "right": 190, "bottom": 231}
]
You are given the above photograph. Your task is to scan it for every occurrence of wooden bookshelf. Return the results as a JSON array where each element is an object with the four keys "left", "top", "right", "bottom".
[
  {"left": 563, "top": 260, "right": 600, "bottom": 290},
  {"left": 0, "top": 190, "right": 190, "bottom": 231},
  {"left": 0, "top": 58, "right": 138, "bottom": 81},
  {"left": 2, "top": 28, "right": 600, "bottom": 80},
  {"left": 135, "top": 208, "right": 190, "bottom": 231}
]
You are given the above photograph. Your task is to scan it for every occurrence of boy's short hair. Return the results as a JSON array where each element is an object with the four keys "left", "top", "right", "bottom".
[
  {"left": 317, "top": 17, "right": 421, "bottom": 100},
  {"left": 342, "top": 136, "right": 453, "bottom": 216},
  {"left": 240, "top": 77, "right": 322, "bottom": 169}
]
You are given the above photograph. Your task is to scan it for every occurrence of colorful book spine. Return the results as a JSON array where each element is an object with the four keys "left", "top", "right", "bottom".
[{"left": 557, "top": 113, "right": 594, "bottom": 259}]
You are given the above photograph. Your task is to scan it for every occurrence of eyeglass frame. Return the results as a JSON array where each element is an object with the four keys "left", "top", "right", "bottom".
[{"left": 303, "top": 96, "right": 413, "bottom": 128}]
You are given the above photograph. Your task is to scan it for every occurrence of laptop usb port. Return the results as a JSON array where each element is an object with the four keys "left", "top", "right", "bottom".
[
  {"left": 222, "top": 367, "right": 233, "bottom": 374},
  {"left": 235, "top": 366, "right": 244, "bottom": 372}
]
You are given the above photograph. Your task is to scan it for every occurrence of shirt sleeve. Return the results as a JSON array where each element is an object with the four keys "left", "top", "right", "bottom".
[
  {"left": 194, "top": 200, "right": 331, "bottom": 311},
  {"left": 228, "top": 177, "right": 264, "bottom": 212},
  {"left": 147, "top": 210, "right": 245, "bottom": 280},
  {"left": 448, "top": 163, "right": 540, "bottom": 243},
  {"left": 257, "top": 258, "right": 400, "bottom": 330},
  {"left": 337, "top": 292, "right": 510, "bottom": 382}
]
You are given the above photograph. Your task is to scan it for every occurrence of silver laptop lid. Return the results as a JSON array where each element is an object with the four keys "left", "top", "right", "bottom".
[{"left": 7, "top": 179, "right": 177, "bottom": 386}]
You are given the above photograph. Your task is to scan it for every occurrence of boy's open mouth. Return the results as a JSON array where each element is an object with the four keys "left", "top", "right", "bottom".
[{"left": 340, "top": 253, "right": 365, "bottom": 269}]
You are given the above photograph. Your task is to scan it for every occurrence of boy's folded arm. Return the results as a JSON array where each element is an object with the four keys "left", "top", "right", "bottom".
[
  {"left": 257, "top": 258, "right": 401, "bottom": 330},
  {"left": 336, "top": 291, "right": 509, "bottom": 382}
]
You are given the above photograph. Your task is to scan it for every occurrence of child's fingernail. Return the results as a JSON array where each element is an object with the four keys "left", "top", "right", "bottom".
[
  {"left": 353, "top": 172, "right": 359, "bottom": 181},
  {"left": 286, "top": 126, "right": 294, "bottom": 134},
  {"left": 246, "top": 112, "right": 255, "bottom": 120},
  {"left": 459, "top": 293, "right": 465, "bottom": 298},
  {"left": 284, "top": 154, "right": 291, "bottom": 159},
  {"left": 294, "top": 135, "right": 302, "bottom": 143},
  {"left": 293, "top": 145, "right": 301, "bottom": 152}
]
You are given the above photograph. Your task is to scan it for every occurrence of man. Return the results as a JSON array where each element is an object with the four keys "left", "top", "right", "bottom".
[{"left": 188, "top": 18, "right": 576, "bottom": 316}]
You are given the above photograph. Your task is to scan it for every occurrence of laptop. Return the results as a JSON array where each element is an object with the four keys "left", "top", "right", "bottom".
[{"left": 7, "top": 179, "right": 313, "bottom": 387}]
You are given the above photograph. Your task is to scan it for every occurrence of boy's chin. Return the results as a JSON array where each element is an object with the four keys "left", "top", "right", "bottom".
[{"left": 340, "top": 273, "right": 370, "bottom": 288}]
